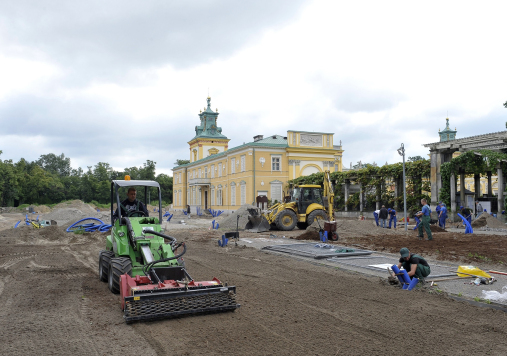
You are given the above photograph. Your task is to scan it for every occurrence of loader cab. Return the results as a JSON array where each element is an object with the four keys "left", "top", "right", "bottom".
[
  {"left": 111, "top": 179, "right": 163, "bottom": 226},
  {"left": 292, "top": 185, "right": 323, "bottom": 214}
]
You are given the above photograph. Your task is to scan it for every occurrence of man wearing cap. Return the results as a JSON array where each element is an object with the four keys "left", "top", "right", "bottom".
[
  {"left": 388, "top": 208, "right": 397, "bottom": 229},
  {"left": 397, "top": 248, "right": 431, "bottom": 280},
  {"left": 415, "top": 198, "right": 432, "bottom": 240}
]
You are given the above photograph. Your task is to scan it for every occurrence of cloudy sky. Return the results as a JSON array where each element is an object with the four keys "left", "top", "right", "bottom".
[{"left": 1, "top": 0, "right": 506, "bottom": 176}]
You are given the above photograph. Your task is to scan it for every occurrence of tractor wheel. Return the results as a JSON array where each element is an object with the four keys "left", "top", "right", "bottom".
[
  {"left": 307, "top": 210, "right": 328, "bottom": 227},
  {"left": 99, "top": 250, "right": 115, "bottom": 282},
  {"left": 296, "top": 222, "right": 308, "bottom": 230},
  {"left": 275, "top": 209, "right": 297, "bottom": 231},
  {"left": 108, "top": 257, "right": 132, "bottom": 294}
]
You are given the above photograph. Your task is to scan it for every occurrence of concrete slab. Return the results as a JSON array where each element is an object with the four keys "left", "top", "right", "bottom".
[{"left": 262, "top": 243, "right": 372, "bottom": 259}]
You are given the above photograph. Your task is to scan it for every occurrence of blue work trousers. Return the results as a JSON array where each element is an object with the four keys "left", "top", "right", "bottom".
[
  {"left": 389, "top": 215, "right": 396, "bottom": 228},
  {"left": 439, "top": 214, "right": 447, "bottom": 229},
  {"left": 373, "top": 212, "right": 379, "bottom": 226}
]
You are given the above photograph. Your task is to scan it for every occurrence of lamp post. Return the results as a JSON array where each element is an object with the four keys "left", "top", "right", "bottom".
[{"left": 397, "top": 143, "right": 407, "bottom": 231}]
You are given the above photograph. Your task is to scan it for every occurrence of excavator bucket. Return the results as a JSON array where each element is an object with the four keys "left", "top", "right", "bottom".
[
  {"left": 245, "top": 208, "right": 271, "bottom": 233},
  {"left": 120, "top": 267, "right": 239, "bottom": 323}
]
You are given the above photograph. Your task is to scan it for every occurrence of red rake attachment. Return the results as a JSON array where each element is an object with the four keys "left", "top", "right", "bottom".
[{"left": 119, "top": 266, "right": 239, "bottom": 323}]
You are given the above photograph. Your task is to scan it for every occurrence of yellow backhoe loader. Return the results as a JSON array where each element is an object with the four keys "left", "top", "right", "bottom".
[{"left": 246, "top": 171, "right": 337, "bottom": 240}]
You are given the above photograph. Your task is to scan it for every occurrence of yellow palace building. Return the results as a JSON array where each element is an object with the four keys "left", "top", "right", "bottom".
[{"left": 172, "top": 97, "right": 344, "bottom": 212}]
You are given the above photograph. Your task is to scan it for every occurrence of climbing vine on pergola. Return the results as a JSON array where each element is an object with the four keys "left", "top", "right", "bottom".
[
  {"left": 439, "top": 150, "right": 507, "bottom": 209},
  {"left": 287, "top": 160, "right": 431, "bottom": 213}
]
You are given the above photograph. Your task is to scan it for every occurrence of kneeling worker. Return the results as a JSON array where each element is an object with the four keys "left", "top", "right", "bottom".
[{"left": 397, "top": 247, "right": 431, "bottom": 281}]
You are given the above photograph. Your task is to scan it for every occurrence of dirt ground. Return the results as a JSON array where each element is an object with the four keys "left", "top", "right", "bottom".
[{"left": 1, "top": 214, "right": 507, "bottom": 355}]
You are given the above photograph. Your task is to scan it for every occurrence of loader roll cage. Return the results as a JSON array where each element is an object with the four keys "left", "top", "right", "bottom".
[{"left": 110, "top": 180, "right": 162, "bottom": 226}]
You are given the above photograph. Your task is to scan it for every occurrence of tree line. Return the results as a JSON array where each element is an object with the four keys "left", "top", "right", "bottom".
[{"left": 0, "top": 151, "right": 172, "bottom": 207}]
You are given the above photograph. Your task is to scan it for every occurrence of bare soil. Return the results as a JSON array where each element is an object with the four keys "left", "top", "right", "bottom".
[
  {"left": 1, "top": 217, "right": 507, "bottom": 355},
  {"left": 337, "top": 228, "right": 507, "bottom": 266}
]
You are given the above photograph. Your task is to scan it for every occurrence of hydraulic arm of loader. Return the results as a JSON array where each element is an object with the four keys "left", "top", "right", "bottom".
[{"left": 323, "top": 170, "right": 335, "bottom": 221}]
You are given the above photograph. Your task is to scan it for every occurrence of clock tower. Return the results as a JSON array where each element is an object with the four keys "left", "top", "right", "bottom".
[{"left": 188, "top": 97, "right": 230, "bottom": 162}]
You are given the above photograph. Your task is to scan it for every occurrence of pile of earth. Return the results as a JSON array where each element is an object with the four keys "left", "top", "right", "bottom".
[
  {"left": 318, "top": 219, "right": 411, "bottom": 238},
  {"left": 0, "top": 224, "right": 106, "bottom": 245},
  {"left": 218, "top": 204, "right": 259, "bottom": 230},
  {"left": 472, "top": 214, "right": 506, "bottom": 229},
  {"left": 429, "top": 225, "right": 447, "bottom": 232}
]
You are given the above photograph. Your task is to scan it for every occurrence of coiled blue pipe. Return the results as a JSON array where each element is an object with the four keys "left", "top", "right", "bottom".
[{"left": 66, "top": 218, "right": 105, "bottom": 232}]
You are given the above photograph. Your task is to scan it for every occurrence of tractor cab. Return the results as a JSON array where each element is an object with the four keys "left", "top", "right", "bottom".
[{"left": 292, "top": 185, "right": 324, "bottom": 214}]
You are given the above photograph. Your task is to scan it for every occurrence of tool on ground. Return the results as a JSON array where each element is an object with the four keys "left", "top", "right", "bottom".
[
  {"left": 454, "top": 266, "right": 491, "bottom": 279},
  {"left": 245, "top": 170, "right": 338, "bottom": 239},
  {"left": 99, "top": 178, "right": 239, "bottom": 323},
  {"left": 488, "top": 270, "right": 507, "bottom": 276}
]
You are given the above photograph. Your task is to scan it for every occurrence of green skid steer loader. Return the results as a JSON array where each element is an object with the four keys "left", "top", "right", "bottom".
[{"left": 99, "top": 178, "right": 239, "bottom": 323}]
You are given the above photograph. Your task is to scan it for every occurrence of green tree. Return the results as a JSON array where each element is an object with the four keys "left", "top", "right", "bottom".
[
  {"left": 0, "top": 153, "right": 21, "bottom": 206},
  {"left": 35, "top": 153, "right": 71, "bottom": 176},
  {"left": 174, "top": 159, "right": 190, "bottom": 166},
  {"left": 408, "top": 156, "right": 426, "bottom": 162},
  {"left": 155, "top": 174, "right": 173, "bottom": 204}
]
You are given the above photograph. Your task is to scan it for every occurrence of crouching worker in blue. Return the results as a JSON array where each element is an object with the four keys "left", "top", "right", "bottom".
[
  {"left": 113, "top": 187, "right": 149, "bottom": 220},
  {"left": 373, "top": 209, "right": 380, "bottom": 226},
  {"left": 397, "top": 247, "right": 431, "bottom": 281}
]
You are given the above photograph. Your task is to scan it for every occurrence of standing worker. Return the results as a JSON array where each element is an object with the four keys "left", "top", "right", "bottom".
[
  {"left": 397, "top": 247, "right": 431, "bottom": 281},
  {"left": 416, "top": 198, "right": 433, "bottom": 240},
  {"left": 373, "top": 209, "right": 380, "bottom": 226},
  {"left": 438, "top": 203, "right": 447, "bottom": 229},
  {"left": 388, "top": 208, "right": 397, "bottom": 229},
  {"left": 435, "top": 202, "right": 442, "bottom": 227},
  {"left": 476, "top": 201, "right": 483, "bottom": 217},
  {"left": 379, "top": 205, "right": 389, "bottom": 228},
  {"left": 187, "top": 204, "right": 191, "bottom": 219}
]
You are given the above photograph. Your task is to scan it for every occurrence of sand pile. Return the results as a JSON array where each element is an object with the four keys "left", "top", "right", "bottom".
[
  {"left": 219, "top": 204, "right": 258, "bottom": 230},
  {"left": 0, "top": 224, "right": 107, "bottom": 245},
  {"left": 472, "top": 214, "right": 506, "bottom": 229},
  {"left": 52, "top": 200, "right": 98, "bottom": 214},
  {"left": 42, "top": 208, "right": 110, "bottom": 228}
]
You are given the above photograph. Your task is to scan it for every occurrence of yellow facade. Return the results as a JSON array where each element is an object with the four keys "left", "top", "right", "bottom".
[{"left": 172, "top": 98, "right": 344, "bottom": 212}]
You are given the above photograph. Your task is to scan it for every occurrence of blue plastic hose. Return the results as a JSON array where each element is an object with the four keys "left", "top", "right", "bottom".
[{"left": 66, "top": 217, "right": 105, "bottom": 232}]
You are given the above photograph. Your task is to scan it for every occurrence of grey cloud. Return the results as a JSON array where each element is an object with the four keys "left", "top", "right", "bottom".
[
  {"left": 0, "top": 0, "right": 307, "bottom": 84},
  {"left": 0, "top": 93, "right": 195, "bottom": 172}
]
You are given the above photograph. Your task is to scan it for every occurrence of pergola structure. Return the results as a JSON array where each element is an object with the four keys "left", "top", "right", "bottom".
[{"left": 424, "top": 129, "right": 507, "bottom": 218}]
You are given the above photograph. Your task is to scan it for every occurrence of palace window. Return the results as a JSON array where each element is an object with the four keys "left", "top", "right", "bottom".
[
  {"left": 218, "top": 163, "right": 222, "bottom": 177},
  {"left": 231, "top": 184, "right": 236, "bottom": 206},
  {"left": 272, "top": 155, "right": 281, "bottom": 171},
  {"left": 240, "top": 182, "right": 246, "bottom": 205},
  {"left": 231, "top": 158, "right": 236, "bottom": 174},
  {"left": 241, "top": 155, "right": 246, "bottom": 172}
]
